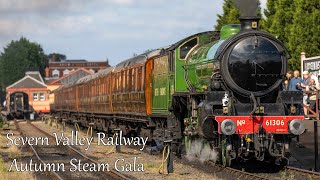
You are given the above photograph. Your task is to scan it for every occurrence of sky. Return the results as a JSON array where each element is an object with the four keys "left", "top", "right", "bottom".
[{"left": 0, "top": 0, "right": 267, "bottom": 66}]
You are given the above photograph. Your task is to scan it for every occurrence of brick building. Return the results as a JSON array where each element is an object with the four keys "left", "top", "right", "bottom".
[
  {"left": 45, "top": 59, "right": 109, "bottom": 80},
  {"left": 6, "top": 71, "right": 50, "bottom": 113},
  {"left": 47, "top": 68, "right": 93, "bottom": 109}
]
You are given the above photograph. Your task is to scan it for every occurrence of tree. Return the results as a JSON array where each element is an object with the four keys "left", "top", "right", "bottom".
[
  {"left": 260, "top": 0, "right": 277, "bottom": 32},
  {"left": 288, "top": 0, "right": 320, "bottom": 71},
  {"left": 215, "top": 0, "right": 263, "bottom": 31},
  {"left": 263, "top": 0, "right": 295, "bottom": 68},
  {"left": 48, "top": 53, "right": 66, "bottom": 62},
  {"left": 0, "top": 37, "right": 48, "bottom": 88},
  {"left": 214, "top": 0, "right": 240, "bottom": 31}
]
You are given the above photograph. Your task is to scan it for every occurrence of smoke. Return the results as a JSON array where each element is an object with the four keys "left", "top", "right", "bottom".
[{"left": 186, "top": 139, "right": 218, "bottom": 163}]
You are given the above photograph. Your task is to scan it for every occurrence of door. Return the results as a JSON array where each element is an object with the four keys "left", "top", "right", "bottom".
[
  {"left": 145, "top": 59, "right": 153, "bottom": 115},
  {"left": 152, "top": 55, "right": 169, "bottom": 114}
]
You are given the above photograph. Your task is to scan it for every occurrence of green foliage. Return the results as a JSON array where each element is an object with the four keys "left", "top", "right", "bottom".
[
  {"left": 215, "top": 0, "right": 240, "bottom": 31},
  {"left": 261, "top": 0, "right": 320, "bottom": 71},
  {"left": 288, "top": 0, "right": 320, "bottom": 71},
  {"left": 0, "top": 37, "right": 48, "bottom": 88},
  {"left": 215, "top": 0, "right": 263, "bottom": 31},
  {"left": 263, "top": 0, "right": 296, "bottom": 70},
  {"left": 261, "top": 0, "right": 277, "bottom": 31}
]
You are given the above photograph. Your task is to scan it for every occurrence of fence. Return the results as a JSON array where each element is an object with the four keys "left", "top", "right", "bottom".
[{"left": 304, "top": 91, "right": 319, "bottom": 120}]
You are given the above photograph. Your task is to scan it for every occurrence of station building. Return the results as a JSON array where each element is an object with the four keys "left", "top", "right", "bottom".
[
  {"left": 5, "top": 68, "right": 95, "bottom": 114},
  {"left": 6, "top": 71, "right": 50, "bottom": 113},
  {"left": 47, "top": 68, "right": 93, "bottom": 109},
  {"left": 45, "top": 58, "right": 109, "bottom": 80},
  {"left": 5, "top": 55, "right": 110, "bottom": 114}
]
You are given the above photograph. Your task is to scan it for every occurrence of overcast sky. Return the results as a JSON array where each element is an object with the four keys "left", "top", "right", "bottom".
[{"left": 0, "top": 0, "right": 267, "bottom": 65}]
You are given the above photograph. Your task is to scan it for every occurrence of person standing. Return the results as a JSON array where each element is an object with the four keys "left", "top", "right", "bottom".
[
  {"left": 288, "top": 70, "right": 303, "bottom": 91},
  {"left": 308, "top": 69, "right": 319, "bottom": 86},
  {"left": 283, "top": 70, "right": 293, "bottom": 91},
  {"left": 306, "top": 79, "right": 319, "bottom": 114},
  {"left": 301, "top": 71, "right": 311, "bottom": 117},
  {"left": 302, "top": 71, "right": 311, "bottom": 90},
  {"left": 282, "top": 80, "right": 289, "bottom": 91},
  {"left": 286, "top": 70, "right": 293, "bottom": 80}
]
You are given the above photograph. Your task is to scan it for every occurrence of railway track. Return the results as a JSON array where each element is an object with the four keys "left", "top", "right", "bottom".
[
  {"left": 14, "top": 120, "right": 130, "bottom": 180},
  {"left": 209, "top": 162, "right": 320, "bottom": 180},
  {"left": 285, "top": 166, "right": 320, "bottom": 179},
  {"left": 181, "top": 154, "right": 269, "bottom": 179},
  {"left": 205, "top": 161, "right": 269, "bottom": 180},
  {"left": 16, "top": 119, "right": 320, "bottom": 180}
]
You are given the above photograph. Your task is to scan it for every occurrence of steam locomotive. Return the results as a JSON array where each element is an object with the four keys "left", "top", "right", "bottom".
[{"left": 52, "top": 1, "right": 305, "bottom": 167}]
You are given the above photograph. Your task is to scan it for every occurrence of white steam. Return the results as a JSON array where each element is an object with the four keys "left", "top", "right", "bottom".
[{"left": 186, "top": 139, "right": 218, "bottom": 163}]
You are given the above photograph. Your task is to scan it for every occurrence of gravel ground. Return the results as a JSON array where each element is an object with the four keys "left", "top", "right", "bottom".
[
  {"left": 0, "top": 121, "right": 40, "bottom": 180},
  {"left": 17, "top": 121, "right": 110, "bottom": 180},
  {"left": 33, "top": 120, "right": 221, "bottom": 180}
]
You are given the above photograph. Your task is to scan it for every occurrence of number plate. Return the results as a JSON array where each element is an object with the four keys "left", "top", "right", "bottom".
[{"left": 215, "top": 116, "right": 304, "bottom": 134}]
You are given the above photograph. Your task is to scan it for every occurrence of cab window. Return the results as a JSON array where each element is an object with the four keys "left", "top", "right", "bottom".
[{"left": 179, "top": 38, "right": 198, "bottom": 60}]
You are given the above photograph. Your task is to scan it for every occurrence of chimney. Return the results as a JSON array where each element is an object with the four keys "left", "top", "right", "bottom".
[
  {"left": 45, "top": 67, "right": 49, "bottom": 78},
  {"left": 235, "top": 0, "right": 260, "bottom": 31}
]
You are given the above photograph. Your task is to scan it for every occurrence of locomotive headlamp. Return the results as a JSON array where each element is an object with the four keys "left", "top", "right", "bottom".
[
  {"left": 222, "top": 92, "right": 229, "bottom": 107},
  {"left": 289, "top": 120, "right": 305, "bottom": 135},
  {"left": 221, "top": 119, "right": 236, "bottom": 135}
]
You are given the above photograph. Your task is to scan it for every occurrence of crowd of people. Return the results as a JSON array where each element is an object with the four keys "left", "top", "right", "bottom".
[{"left": 283, "top": 69, "right": 319, "bottom": 118}]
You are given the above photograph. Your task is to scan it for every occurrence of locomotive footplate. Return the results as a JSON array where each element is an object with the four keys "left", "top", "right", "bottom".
[{"left": 214, "top": 116, "right": 305, "bottom": 134}]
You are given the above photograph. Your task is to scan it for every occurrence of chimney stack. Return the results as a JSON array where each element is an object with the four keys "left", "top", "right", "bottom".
[
  {"left": 45, "top": 67, "right": 49, "bottom": 78},
  {"left": 235, "top": 0, "right": 260, "bottom": 31}
]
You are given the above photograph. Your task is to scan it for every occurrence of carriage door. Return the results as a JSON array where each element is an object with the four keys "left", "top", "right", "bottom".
[
  {"left": 152, "top": 55, "right": 169, "bottom": 114},
  {"left": 168, "top": 51, "right": 175, "bottom": 107},
  {"left": 145, "top": 59, "right": 153, "bottom": 115}
]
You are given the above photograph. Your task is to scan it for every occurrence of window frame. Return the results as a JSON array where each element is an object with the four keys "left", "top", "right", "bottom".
[
  {"left": 178, "top": 37, "right": 199, "bottom": 60},
  {"left": 39, "top": 93, "right": 45, "bottom": 101},
  {"left": 33, "top": 93, "right": 39, "bottom": 101}
]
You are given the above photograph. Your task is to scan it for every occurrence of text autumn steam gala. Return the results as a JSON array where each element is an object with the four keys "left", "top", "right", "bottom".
[{"left": 6, "top": 131, "right": 147, "bottom": 172}]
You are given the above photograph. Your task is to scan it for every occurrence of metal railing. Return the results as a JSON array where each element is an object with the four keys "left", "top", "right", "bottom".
[{"left": 303, "top": 90, "right": 319, "bottom": 120}]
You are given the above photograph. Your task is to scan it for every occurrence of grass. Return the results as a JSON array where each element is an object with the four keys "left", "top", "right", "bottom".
[
  {"left": 0, "top": 124, "right": 34, "bottom": 180},
  {"left": 279, "top": 170, "right": 295, "bottom": 180},
  {"left": 0, "top": 155, "right": 34, "bottom": 180}
]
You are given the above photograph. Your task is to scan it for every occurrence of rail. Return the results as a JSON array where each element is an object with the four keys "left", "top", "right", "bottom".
[
  {"left": 285, "top": 166, "right": 320, "bottom": 179},
  {"left": 15, "top": 120, "right": 130, "bottom": 180}
]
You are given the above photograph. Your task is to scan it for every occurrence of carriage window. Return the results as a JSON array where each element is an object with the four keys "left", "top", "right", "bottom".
[
  {"left": 132, "top": 68, "right": 135, "bottom": 91},
  {"left": 40, "top": 93, "right": 45, "bottom": 101},
  {"left": 179, "top": 38, "right": 198, "bottom": 60},
  {"left": 137, "top": 66, "right": 142, "bottom": 91},
  {"left": 33, "top": 93, "right": 39, "bottom": 101}
]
